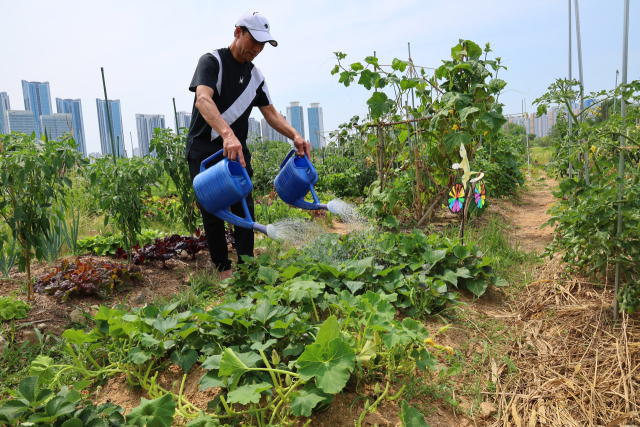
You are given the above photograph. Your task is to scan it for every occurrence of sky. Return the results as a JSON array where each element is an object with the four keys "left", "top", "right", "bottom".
[{"left": 1, "top": 0, "right": 638, "bottom": 155}]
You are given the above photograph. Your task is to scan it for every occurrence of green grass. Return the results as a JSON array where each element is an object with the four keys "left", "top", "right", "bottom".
[{"left": 530, "top": 146, "right": 553, "bottom": 165}]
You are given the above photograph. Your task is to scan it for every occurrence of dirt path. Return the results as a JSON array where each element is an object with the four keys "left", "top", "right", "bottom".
[{"left": 496, "top": 173, "right": 557, "bottom": 253}]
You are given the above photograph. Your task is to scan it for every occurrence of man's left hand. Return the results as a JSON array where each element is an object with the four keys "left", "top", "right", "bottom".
[{"left": 293, "top": 135, "right": 310, "bottom": 158}]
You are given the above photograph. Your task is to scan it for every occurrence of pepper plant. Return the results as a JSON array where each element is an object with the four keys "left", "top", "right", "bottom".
[
  {"left": 150, "top": 128, "right": 199, "bottom": 234},
  {"left": 0, "top": 132, "right": 87, "bottom": 299},
  {"left": 331, "top": 39, "right": 508, "bottom": 223},
  {"left": 89, "top": 156, "right": 162, "bottom": 264}
]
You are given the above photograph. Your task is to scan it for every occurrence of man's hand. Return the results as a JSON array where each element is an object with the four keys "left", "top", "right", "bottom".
[
  {"left": 293, "top": 134, "right": 310, "bottom": 158},
  {"left": 223, "top": 133, "right": 246, "bottom": 167}
]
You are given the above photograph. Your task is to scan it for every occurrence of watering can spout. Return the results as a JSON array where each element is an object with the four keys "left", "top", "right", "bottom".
[{"left": 252, "top": 223, "right": 277, "bottom": 239}]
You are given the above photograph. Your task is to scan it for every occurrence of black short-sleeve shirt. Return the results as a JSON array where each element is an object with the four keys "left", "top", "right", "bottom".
[{"left": 186, "top": 47, "right": 271, "bottom": 159}]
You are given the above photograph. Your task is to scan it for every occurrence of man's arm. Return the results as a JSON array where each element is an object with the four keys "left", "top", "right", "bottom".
[
  {"left": 195, "top": 85, "right": 246, "bottom": 167},
  {"left": 259, "top": 104, "right": 310, "bottom": 157}
]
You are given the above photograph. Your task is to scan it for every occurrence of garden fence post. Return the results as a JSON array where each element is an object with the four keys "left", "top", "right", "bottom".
[
  {"left": 101, "top": 68, "right": 118, "bottom": 165},
  {"left": 567, "top": 0, "right": 574, "bottom": 204},
  {"left": 173, "top": 98, "right": 180, "bottom": 135},
  {"left": 614, "top": 0, "right": 630, "bottom": 320}
]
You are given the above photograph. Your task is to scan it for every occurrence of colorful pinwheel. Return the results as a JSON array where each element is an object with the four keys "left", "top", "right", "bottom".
[
  {"left": 448, "top": 183, "right": 465, "bottom": 213},
  {"left": 474, "top": 180, "right": 486, "bottom": 209}
]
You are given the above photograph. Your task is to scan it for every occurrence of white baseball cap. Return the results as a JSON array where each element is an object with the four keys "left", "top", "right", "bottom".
[{"left": 236, "top": 12, "right": 278, "bottom": 47}]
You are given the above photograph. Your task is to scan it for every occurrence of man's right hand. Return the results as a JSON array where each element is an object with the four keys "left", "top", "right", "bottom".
[{"left": 223, "top": 133, "right": 246, "bottom": 167}]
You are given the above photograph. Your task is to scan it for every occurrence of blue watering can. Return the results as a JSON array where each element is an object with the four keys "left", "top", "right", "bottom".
[
  {"left": 274, "top": 149, "right": 339, "bottom": 213},
  {"left": 193, "top": 149, "right": 276, "bottom": 239}
]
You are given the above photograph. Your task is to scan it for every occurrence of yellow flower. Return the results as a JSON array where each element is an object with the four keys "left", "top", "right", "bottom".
[
  {"left": 452, "top": 124, "right": 459, "bottom": 131},
  {"left": 449, "top": 109, "right": 454, "bottom": 114},
  {"left": 445, "top": 346, "right": 454, "bottom": 356},
  {"left": 484, "top": 131, "right": 489, "bottom": 136},
  {"left": 424, "top": 338, "right": 435, "bottom": 346}
]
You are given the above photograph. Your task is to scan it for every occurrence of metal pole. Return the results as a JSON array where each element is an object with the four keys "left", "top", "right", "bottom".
[
  {"left": 574, "top": 0, "right": 589, "bottom": 185},
  {"left": 614, "top": 70, "right": 619, "bottom": 115},
  {"left": 567, "top": 0, "right": 574, "bottom": 203},
  {"left": 101, "top": 67, "right": 117, "bottom": 164},
  {"left": 525, "top": 100, "right": 531, "bottom": 175},
  {"left": 173, "top": 98, "right": 180, "bottom": 135},
  {"left": 614, "top": 0, "right": 630, "bottom": 320}
]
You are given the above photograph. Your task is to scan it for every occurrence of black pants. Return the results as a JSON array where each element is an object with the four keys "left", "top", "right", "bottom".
[{"left": 188, "top": 149, "right": 254, "bottom": 272}]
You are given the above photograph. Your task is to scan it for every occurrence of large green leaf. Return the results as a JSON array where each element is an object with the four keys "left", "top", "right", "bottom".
[
  {"left": 443, "top": 131, "right": 472, "bottom": 152},
  {"left": 441, "top": 92, "right": 472, "bottom": 111},
  {"left": 44, "top": 396, "right": 76, "bottom": 418},
  {"left": 218, "top": 349, "right": 262, "bottom": 377},
  {"left": 459, "top": 106, "right": 480, "bottom": 122},
  {"left": 226, "top": 383, "right": 272, "bottom": 405},
  {"left": 481, "top": 111, "right": 507, "bottom": 134},
  {"left": 287, "top": 281, "right": 325, "bottom": 303},
  {"left": 464, "top": 278, "right": 489, "bottom": 297},
  {"left": 315, "top": 315, "right": 341, "bottom": 347},
  {"left": 297, "top": 337, "right": 355, "bottom": 394},
  {"left": 290, "top": 382, "right": 334, "bottom": 417},
  {"left": 170, "top": 349, "right": 198, "bottom": 374},
  {"left": 198, "top": 371, "right": 225, "bottom": 391},
  {"left": 185, "top": 411, "right": 219, "bottom": 427},
  {"left": 125, "top": 394, "right": 175, "bottom": 427},
  {"left": 30, "top": 355, "right": 57, "bottom": 384},
  {"left": 152, "top": 318, "right": 178, "bottom": 336},
  {"left": 400, "top": 400, "right": 432, "bottom": 427},
  {"left": 257, "top": 266, "right": 279, "bottom": 285},
  {"left": 62, "top": 329, "right": 97, "bottom": 346},
  {"left": 367, "top": 92, "right": 394, "bottom": 119},
  {"left": 411, "top": 348, "right": 438, "bottom": 372}
]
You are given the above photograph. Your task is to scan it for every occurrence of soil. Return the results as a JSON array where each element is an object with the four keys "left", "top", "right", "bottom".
[
  {"left": 0, "top": 174, "right": 565, "bottom": 427},
  {"left": 493, "top": 174, "right": 557, "bottom": 253}
]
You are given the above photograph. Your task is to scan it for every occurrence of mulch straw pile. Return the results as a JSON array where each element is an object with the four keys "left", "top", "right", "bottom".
[{"left": 489, "top": 256, "right": 639, "bottom": 427}]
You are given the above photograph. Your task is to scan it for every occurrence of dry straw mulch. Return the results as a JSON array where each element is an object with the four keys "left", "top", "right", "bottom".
[{"left": 489, "top": 257, "right": 640, "bottom": 427}]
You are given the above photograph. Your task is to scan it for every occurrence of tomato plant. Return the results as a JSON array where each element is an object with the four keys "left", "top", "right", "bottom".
[{"left": 536, "top": 78, "right": 640, "bottom": 313}]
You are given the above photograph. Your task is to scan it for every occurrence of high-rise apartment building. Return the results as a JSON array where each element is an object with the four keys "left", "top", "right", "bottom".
[
  {"left": 0, "top": 92, "right": 10, "bottom": 135},
  {"left": 6, "top": 110, "right": 37, "bottom": 135},
  {"left": 286, "top": 102, "right": 305, "bottom": 140},
  {"left": 39, "top": 114, "right": 74, "bottom": 141},
  {"left": 260, "top": 118, "right": 287, "bottom": 143},
  {"left": 56, "top": 98, "right": 87, "bottom": 157},
  {"left": 248, "top": 117, "right": 261, "bottom": 142},
  {"left": 307, "top": 103, "right": 325, "bottom": 149},
  {"left": 22, "top": 81, "right": 52, "bottom": 138},
  {"left": 132, "top": 148, "right": 142, "bottom": 158},
  {"left": 136, "top": 114, "right": 165, "bottom": 157},
  {"left": 96, "top": 99, "right": 125, "bottom": 157},
  {"left": 175, "top": 111, "right": 191, "bottom": 132}
]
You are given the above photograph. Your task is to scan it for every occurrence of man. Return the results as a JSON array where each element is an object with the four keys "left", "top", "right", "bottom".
[{"left": 187, "top": 12, "right": 310, "bottom": 280}]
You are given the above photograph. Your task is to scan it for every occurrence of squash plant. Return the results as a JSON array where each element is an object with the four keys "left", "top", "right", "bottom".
[
  {"left": 0, "top": 132, "right": 87, "bottom": 299},
  {"left": 331, "top": 39, "right": 508, "bottom": 223},
  {"left": 89, "top": 157, "right": 162, "bottom": 264},
  {"left": 150, "top": 128, "right": 199, "bottom": 234}
]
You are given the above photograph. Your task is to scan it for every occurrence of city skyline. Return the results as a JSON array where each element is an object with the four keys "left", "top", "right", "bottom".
[{"left": 39, "top": 113, "right": 74, "bottom": 141}]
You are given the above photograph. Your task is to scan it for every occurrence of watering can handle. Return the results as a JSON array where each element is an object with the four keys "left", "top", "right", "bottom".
[
  {"left": 279, "top": 149, "right": 296, "bottom": 170},
  {"left": 280, "top": 149, "right": 318, "bottom": 175},
  {"left": 200, "top": 149, "right": 243, "bottom": 173}
]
